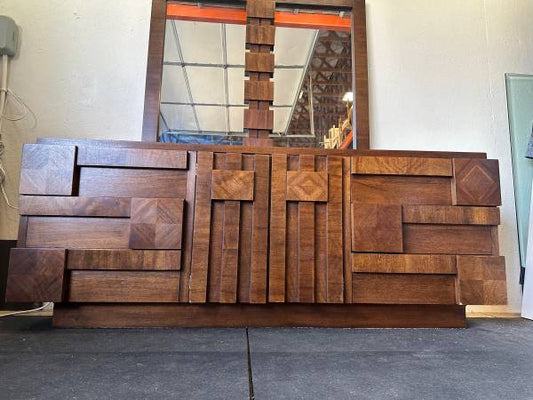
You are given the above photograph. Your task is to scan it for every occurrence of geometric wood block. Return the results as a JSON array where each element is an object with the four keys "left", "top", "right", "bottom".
[
  {"left": 246, "top": 0, "right": 275, "bottom": 19},
  {"left": 402, "top": 205, "right": 500, "bottom": 225},
  {"left": 67, "top": 249, "right": 181, "bottom": 270},
  {"left": 245, "top": 52, "right": 275, "bottom": 74},
  {"left": 6, "top": 248, "right": 66, "bottom": 302},
  {"left": 352, "top": 253, "right": 457, "bottom": 274},
  {"left": 211, "top": 170, "right": 255, "bottom": 201},
  {"left": 352, "top": 156, "right": 453, "bottom": 176},
  {"left": 129, "top": 198, "right": 184, "bottom": 250},
  {"left": 456, "top": 255, "right": 506, "bottom": 305},
  {"left": 452, "top": 159, "right": 501, "bottom": 206},
  {"left": 352, "top": 273, "right": 456, "bottom": 304},
  {"left": 351, "top": 203, "right": 403, "bottom": 252},
  {"left": 19, "top": 144, "right": 76, "bottom": 195},
  {"left": 19, "top": 196, "right": 131, "bottom": 217},
  {"left": 243, "top": 109, "right": 274, "bottom": 130},
  {"left": 77, "top": 147, "right": 188, "bottom": 169},
  {"left": 246, "top": 25, "right": 275, "bottom": 47},
  {"left": 286, "top": 171, "right": 328, "bottom": 202},
  {"left": 244, "top": 80, "right": 274, "bottom": 102}
]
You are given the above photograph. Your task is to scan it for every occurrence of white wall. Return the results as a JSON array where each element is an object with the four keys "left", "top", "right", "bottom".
[
  {"left": 0, "top": 0, "right": 152, "bottom": 238},
  {"left": 0, "top": 0, "right": 529, "bottom": 313}
]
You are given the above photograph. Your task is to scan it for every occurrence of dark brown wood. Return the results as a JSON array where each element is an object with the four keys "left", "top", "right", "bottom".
[
  {"left": 352, "top": 254, "right": 456, "bottom": 274},
  {"left": 245, "top": 52, "right": 275, "bottom": 74},
  {"left": 77, "top": 147, "right": 187, "bottom": 169},
  {"left": 456, "top": 256, "right": 506, "bottom": 305},
  {"left": 243, "top": 109, "right": 274, "bottom": 130},
  {"left": 244, "top": 81, "right": 274, "bottom": 102},
  {"left": 247, "top": 0, "right": 275, "bottom": 18},
  {"left": 19, "top": 196, "right": 131, "bottom": 217},
  {"left": 211, "top": 170, "right": 255, "bottom": 200},
  {"left": 286, "top": 171, "right": 328, "bottom": 202},
  {"left": 351, "top": 203, "right": 403, "bottom": 252},
  {"left": 129, "top": 198, "right": 184, "bottom": 249},
  {"left": 402, "top": 205, "right": 500, "bottom": 225},
  {"left": 16, "top": 216, "right": 28, "bottom": 247},
  {"left": 52, "top": 303, "right": 466, "bottom": 328},
  {"left": 452, "top": 159, "right": 501, "bottom": 206},
  {"left": 352, "top": 156, "right": 452, "bottom": 176},
  {"left": 342, "top": 157, "right": 352, "bottom": 303},
  {"left": 19, "top": 144, "right": 76, "bottom": 195},
  {"left": 246, "top": 25, "right": 275, "bottom": 47},
  {"left": 142, "top": 0, "right": 166, "bottom": 142},
  {"left": 6, "top": 248, "right": 66, "bottom": 302},
  {"left": 67, "top": 250, "right": 181, "bottom": 271},
  {"left": 68, "top": 271, "right": 180, "bottom": 302}
]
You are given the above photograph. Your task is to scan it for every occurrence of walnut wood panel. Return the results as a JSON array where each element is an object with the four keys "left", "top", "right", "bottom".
[
  {"left": 352, "top": 254, "right": 457, "bottom": 274},
  {"left": 246, "top": 0, "right": 275, "bottom": 18},
  {"left": 351, "top": 156, "right": 452, "bottom": 176},
  {"left": 352, "top": 273, "right": 456, "bottom": 304},
  {"left": 456, "top": 256, "right": 506, "bottom": 305},
  {"left": 351, "top": 203, "right": 403, "bottom": 252},
  {"left": 402, "top": 205, "right": 500, "bottom": 225},
  {"left": 68, "top": 271, "right": 180, "bottom": 302},
  {"left": 77, "top": 146, "right": 187, "bottom": 169},
  {"left": 26, "top": 217, "right": 130, "bottom": 249},
  {"left": 67, "top": 250, "right": 181, "bottom": 271},
  {"left": 129, "top": 198, "right": 184, "bottom": 250},
  {"left": 243, "top": 109, "right": 274, "bottom": 130},
  {"left": 53, "top": 303, "right": 466, "bottom": 328},
  {"left": 19, "top": 144, "right": 76, "bottom": 195},
  {"left": 286, "top": 171, "right": 328, "bottom": 202},
  {"left": 244, "top": 81, "right": 274, "bottom": 102},
  {"left": 79, "top": 167, "right": 187, "bottom": 198},
  {"left": 352, "top": 175, "right": 452, "bottom": 205},
  {"left": 245, "top": 25, "right": 275, "bottom": 47},
  {"left": 6, "top": 248, "right": 66, "bottom": 302},
  {"left": 403, "top": 224, "right": 494, "bottom": 255},
  {"left": 211, "top": 170, "right": 255, "bottom": 201},
  {"left": 245, "top": 53, "right": 275, "bottom": 74},
  {"left": 452, "top": 159, "right": 501, "bottom": 206},
  {"left": 19, "top": 196, "right": 131, "bottom": 217}
]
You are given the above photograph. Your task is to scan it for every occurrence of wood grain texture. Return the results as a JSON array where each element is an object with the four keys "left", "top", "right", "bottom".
[
  {"left": 245, "top": 52, "right": 275, "bottom": 73},
  {"left": 68, "top": 271, "right": 180, "bottom": 302},
  {"left": 286, "top": 171, "right": 328, "bottom": 202},
  {"left": 352, "top": 156, "right": 452, "bottom": 176},
  {"left": 352, "top": 175, "right": 452, "bottom": 205},
  {"left": 352, "top": 254, "right": 457, "bottom": 274},
  {"left": 17, "top": 216, "right": 28, "bottom": 247},
  {"left": 402, "top": 205, "right": 500, "bottom": 225},
  {"left": 19, "top": 196, "right": 131, "bottom": 217},
  {"left": 6, "top": 248, "right": 66, "bottom": 302},
  {"left": 77, "top": 147, "right": 187, "bottom": 169},
  {"left": 79, "top": 167, "right": 187, "bottom": 198},
  {"left": 244, "top": 80, "right": 274, "bottom": 102},
  {"left": 246, "top": 0, "right": 275, "bottom": 19},
  {"left": 456, "top": 256, "right": 506, "bottom": 305},
  {"left": 453, "top": 159, "right": 501, "bottom": 206},
  {"left": 211, "top": 170, "right": 255, "bottom": 201},
  {"left": 129, "top": 198, "right": 184, "bottom": 250},
  {"left": 26, "top": 217, "right": 130, "bottom": 249},
  {"left": 352, "top": 273, "right": 456, "bottom": 304},
  {"left": 53, "top": 303, "right": 466, "bottom": 328},
  {"left": 246, "top": 25, "right": 275, "bottom": 47},
  {"left": 403, "top": 224, "right": 493, "bottom": 255},
  {"left": 351, "top": 203, "right": 403, "bottom": 252},
  {"left": 19, "top": 144, "right": 76, "bottom": 195},
  {"left": 342, "top": 157, "right": 353, "bottom": 303},
  {"left": 243, "top": 109, "right": 274, "bottom": 130},
  {"left": 67, "top": 250, "right": 181, "bottom": 271}
]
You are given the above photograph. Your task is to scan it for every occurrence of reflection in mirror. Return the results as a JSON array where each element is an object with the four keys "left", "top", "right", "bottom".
[{"left": 159, "top": 11, "right": 352, "bottom": 148}]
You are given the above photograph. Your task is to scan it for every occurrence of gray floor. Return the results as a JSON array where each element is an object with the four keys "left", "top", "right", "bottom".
[{"left": 0, "top": 318, "right": 532, "bottom": 400}]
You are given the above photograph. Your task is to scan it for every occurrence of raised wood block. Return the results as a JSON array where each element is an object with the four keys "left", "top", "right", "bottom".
[
  {"left": 456, "top": 256, "right": 506, "bottom": 305},
  {"left": 129, "top": 198, "right": 184, "bottom": 250},
  {"left": 246, "top": 25, "right": 275, "bottom": 46},
  {"left": 211, "top": 170, "right": 255, "bottom": 201},
  {"left": 352, "top": 254, "right": 457, "bottom": 274},
  {"left": 19, "top": 196, "right": 131, "bottom": 217},
  {"left": 286, "top": 171, "right": 328, "bottom": 202},
  {"left": 19, "top": 144, "right": 76, "bottom": 195},
  {"left": 79, "top": 167, "right": 187, "bottom": 198},
  {"left": 402, "top": 205, "right": 500, "bottom": 225},
  {"left": 352, "top": 273, "right": 456, "bottom": 304},
  {"left": 67, "top": 250, "right": 181, "bottom": 271},
  {"left": 352, "top": 176, "right": 452, "bottom": 205},
  {"left": 26, "top": 217, "right": 130, "bottom": 249},
  {"left": 403, "top": 224, "right": 494, "bottom": 255},
  {"left": 352, "top": 156, "right": 452, "bottom": 176},
  {"left": 453, "top": 159, "right": 501, "bottom": 206},
  {"left": 6, "top": 248, "right": 66, "bottom": 302},
  {"left": 245, "top": 52, "right": 275, "bottom": 74},
  {"left": 77, "top": 146, "right": 187, "bottom": 169},
  {"left": 246, "top": 0, "right": 274, "bottom": 19},
  {"left": 351, "top": 203, "right": 403, "bottom": 252},
  {"left": 243, "top": 109, "right": 274, "bottom": 130},
  {"left": 244, "top": 80, "right": 274, "bottom": 102},
  {"left": 68, "top": 271, "right": 180, "bottom": 302}
]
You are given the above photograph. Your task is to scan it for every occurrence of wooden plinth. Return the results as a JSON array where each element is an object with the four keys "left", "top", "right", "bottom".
[{"left": 52, "top": 304, "right": 466, "bottom": 328}]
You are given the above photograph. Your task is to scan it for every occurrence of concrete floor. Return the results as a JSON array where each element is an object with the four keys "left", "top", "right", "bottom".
[{"left": 0, "top": 318, "right": 532, "bottom": 400}]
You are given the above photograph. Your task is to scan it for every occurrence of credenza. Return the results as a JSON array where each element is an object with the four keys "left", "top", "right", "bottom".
[{"left": 5, "top": 138, "right": 507, "bottom": 327}]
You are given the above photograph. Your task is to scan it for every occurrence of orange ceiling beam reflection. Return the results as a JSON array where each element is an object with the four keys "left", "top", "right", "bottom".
[{"left": 166, "top": 3, "right": 351, "bottom": 32}]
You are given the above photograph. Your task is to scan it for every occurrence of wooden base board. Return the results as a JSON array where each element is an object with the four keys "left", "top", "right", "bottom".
[{"left": 52, "top": 303, "right": 466, "bottom": 328}]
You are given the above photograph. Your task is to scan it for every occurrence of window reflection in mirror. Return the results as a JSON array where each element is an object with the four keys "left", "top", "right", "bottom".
[{"left": 159, "top": 8, "right": 352, "bottom": 148}]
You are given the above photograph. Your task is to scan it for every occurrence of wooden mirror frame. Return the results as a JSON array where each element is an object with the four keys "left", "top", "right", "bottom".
[{"left": 141, "top": 0, "right": 369, "bottom": 149}]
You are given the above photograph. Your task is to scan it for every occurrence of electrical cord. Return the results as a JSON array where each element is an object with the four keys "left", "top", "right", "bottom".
[{"left": 0, "top": 302, "right": 52, "bottom": 318}]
